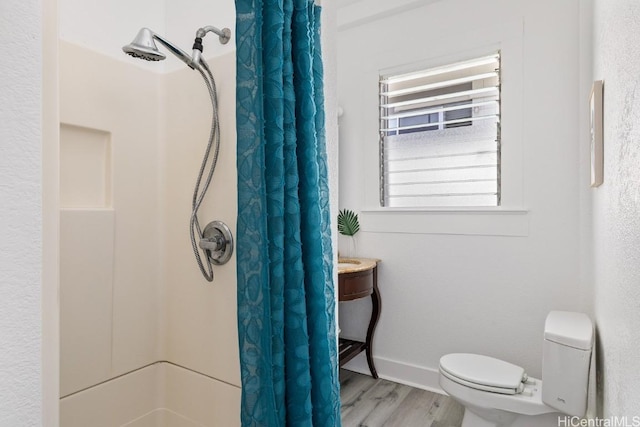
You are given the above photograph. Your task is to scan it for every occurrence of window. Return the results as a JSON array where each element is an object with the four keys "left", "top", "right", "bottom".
[{"left": 379, "top": 53, "right": 501, "bottom": 208}]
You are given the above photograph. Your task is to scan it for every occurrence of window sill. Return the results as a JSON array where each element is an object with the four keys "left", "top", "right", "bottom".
[{"left": 359, "top": 208, "right": 529, "bottom": 237}]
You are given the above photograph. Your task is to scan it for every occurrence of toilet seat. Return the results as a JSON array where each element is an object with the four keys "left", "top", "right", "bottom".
[{"left": 439, "top": 353, "right": 526, "bottom": 395}]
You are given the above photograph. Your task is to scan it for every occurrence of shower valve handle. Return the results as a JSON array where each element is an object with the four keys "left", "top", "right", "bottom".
[
  {"left": 198, "top": 221, "right": 234, "bottom": 266},
  {"left": 199, "top": 234, "right": 224, "bottom": 251}
]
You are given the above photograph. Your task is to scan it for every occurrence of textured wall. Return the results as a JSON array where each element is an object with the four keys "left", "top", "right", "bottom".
[
  {"left": 592, "top": 0, "right": 640, "bottom": 417},
  {"left": 0, "top": 1, "right": 43, "bottom": 425}
]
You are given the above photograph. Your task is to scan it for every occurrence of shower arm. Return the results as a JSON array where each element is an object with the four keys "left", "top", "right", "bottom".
[
  {"left": 196, "top": 26, "right": 231, "bottom": 43},
  {"left": 191, "top": 26, "right": 231, "bottom": 66},
  {"left": 150, "top": 27, "right": 230, "bottom": 70}
]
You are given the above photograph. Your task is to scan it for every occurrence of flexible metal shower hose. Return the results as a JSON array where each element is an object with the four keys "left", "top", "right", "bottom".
[{"left": 190, "top": 60, "right": 221, "bottom": 282}]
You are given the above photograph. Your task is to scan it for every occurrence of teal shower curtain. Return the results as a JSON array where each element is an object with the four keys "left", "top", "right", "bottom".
[{"left": 235, "top": 0, "right": 341, "bottom": 426}]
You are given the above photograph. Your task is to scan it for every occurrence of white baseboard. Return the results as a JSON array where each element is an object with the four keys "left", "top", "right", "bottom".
[{"left": 342, "top": 353, "right": 446, "bottom": 395}]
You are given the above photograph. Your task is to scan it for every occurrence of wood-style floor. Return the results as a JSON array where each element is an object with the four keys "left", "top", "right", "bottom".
[{"left": 340, "top": 369, "right": 464, "bottom": 427}]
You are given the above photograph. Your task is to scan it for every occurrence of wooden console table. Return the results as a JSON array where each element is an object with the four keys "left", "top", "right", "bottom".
[{"left": 338, "top": 258, "right": 381, "bottom": 379}]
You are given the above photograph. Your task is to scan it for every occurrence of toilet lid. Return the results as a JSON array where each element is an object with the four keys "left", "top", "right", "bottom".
[{"left": 439, "top": 353, "right": 525, "bottom": 394}]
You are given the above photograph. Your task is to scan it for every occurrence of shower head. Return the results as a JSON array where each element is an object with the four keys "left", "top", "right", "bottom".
[
  {"left": 124, "top": 25, "right": 231, "bottom": 70},
  {"left": 123, "top": 27, "right": 196, "bottom": 68},
  {"left": 122, "top": 28, "right": 166, "bottom": 62}
]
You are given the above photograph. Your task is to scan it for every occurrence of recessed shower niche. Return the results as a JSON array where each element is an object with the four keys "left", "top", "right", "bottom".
[{"left": 60, "top": 124, "right": 112, "bottom": 208}]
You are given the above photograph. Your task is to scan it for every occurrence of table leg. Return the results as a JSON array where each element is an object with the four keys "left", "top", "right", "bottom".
[{"left": 365, "top": 266, "right": 380, "bottom": 379}]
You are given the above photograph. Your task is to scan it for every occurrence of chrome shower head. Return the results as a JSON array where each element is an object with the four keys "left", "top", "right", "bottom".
[
  {"left": 122, "top": 28, "right": 166, "bottom": 62},
  {"left": 124, "top": 25, "right": 232, "bottom": 70},
  {"left": 123, "top": 27, "right": 197, "bottom": 68}
]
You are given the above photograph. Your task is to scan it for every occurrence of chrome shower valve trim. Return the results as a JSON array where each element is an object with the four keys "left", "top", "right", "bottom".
[{"left": 199, "top": 221, "right": 234, "bottom": 266}]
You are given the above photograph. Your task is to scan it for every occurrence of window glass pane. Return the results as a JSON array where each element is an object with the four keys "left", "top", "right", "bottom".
[{"left": 380, "top": 53, "right": 501, "bottom": 207}]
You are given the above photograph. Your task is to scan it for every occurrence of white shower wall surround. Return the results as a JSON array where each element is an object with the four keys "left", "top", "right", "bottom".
[
  {"left": 60, "top": 362, "right": 239, "bottom": 427},
  {"left": 59, "top": 42, "right": 161, "bottom": 398},
  {"left": 58, "top": 40, "right": 240, "bottom": 425}
]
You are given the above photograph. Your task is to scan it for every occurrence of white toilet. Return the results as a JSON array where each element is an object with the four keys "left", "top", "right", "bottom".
[{"left": 439, "top": 311, "right": 593, "bottom": 427}]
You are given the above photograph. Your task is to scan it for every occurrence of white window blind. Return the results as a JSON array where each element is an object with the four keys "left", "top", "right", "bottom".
[{"left": 380, "top": 53, "right": 501, "bottom": 207}]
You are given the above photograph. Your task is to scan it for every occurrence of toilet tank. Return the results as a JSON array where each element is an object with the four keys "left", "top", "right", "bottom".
[{"left": 542, "top": 311, "right": 593, "bottom": 417}]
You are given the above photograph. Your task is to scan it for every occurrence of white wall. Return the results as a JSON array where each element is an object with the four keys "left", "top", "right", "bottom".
[
  {"left": 160, "top": 1, "right": 242, "bottom": 422},
  {"left": 591, "top": 0, "right": 640, "bottom": 417},
  {"left": 59, "top": 0, "right": 165, "bottom": 69},
  {"left": 322, "top": 0, "right": 341, "bottom": 330},
  {"left": 0, "top": 1, "right": 44, "bottom": 425},
  {"left": 59, "top": 0, "right": 235, "bottom": 72},
  {"left": 58, "top": 41, "right": 162, "bottom": 399},
  {"left": 162, "top": 51, "right": 240, "bottom": 390},
  {"left": 164, "top": 0, "right": 236, "bottom": 71},
  {"left": 337, "top": 0, "right": 590, "bottom": 389}
]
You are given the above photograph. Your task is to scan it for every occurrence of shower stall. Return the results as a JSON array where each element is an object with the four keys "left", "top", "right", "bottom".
[
  {"left": 58, "top": 1, "right": 241, "bottom": 425},
  {"left": 56, "top": 0, "right": 338, "bottom": 425}
]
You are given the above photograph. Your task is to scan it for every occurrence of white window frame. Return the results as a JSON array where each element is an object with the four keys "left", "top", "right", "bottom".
[
  {"left": 379, "top": 53, "right": 501, "bottom": 208},
  {"left": 351, "top": 22, "right": 527, "bottom": 236}
]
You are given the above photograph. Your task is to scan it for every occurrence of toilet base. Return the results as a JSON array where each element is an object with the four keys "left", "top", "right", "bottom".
[
  {"left": 461, "top": 406, "right": 563, "bottom": 427},
  {"left": 462, "top": 408, "right": 514, "bottom": 427},
  {"left": 461, "top": 403, "right": 518, "bottom": 427}
]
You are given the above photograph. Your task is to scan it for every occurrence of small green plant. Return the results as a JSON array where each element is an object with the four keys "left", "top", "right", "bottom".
[{"left": 337, "top": 209, "right": 360, "bottom": 237}]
